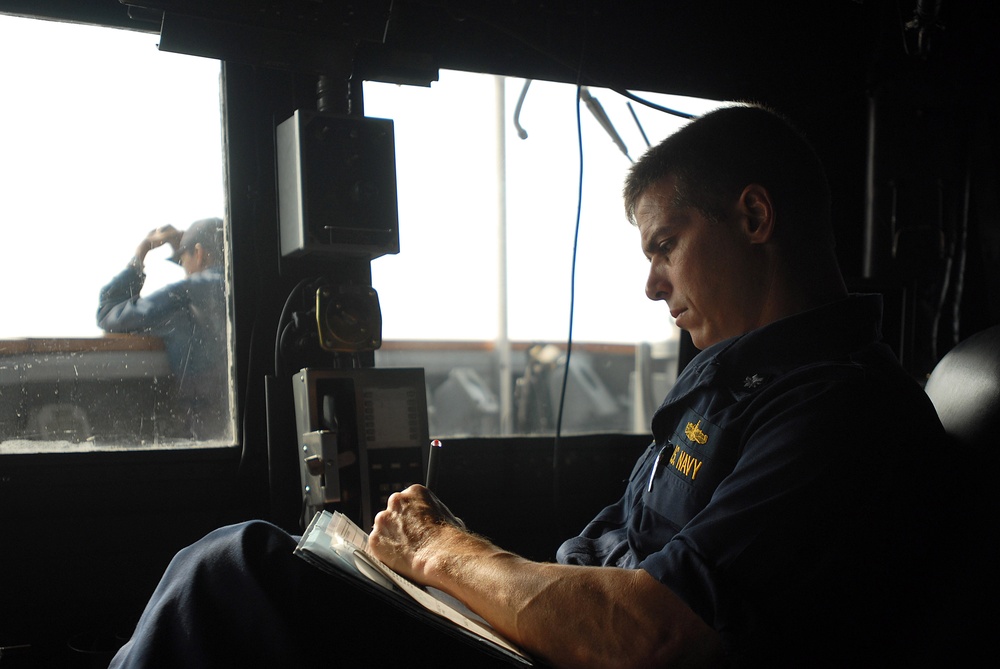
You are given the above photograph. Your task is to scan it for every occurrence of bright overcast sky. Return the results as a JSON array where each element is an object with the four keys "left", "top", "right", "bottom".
[
  {"left": 365, "top": 76, "right": 723, "bottom": 343},
  {"left": 0, "top": 13, "right": 723, "bottom": 345},
  {"left": 0, "top": 15, "right": 224, "bottom": 339}
]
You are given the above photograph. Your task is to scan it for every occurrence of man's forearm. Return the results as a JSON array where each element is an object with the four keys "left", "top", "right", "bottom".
[
  {"left": 370, "top": 488, "right": 722, "bottom": 669},
  {"left": 420, "top": 530, "right": 720, "bottom": 669}
]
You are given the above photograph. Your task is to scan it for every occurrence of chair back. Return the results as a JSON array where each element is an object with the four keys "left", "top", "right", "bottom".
[
  {"left": 923, "top": 324, "right": 1000, "bottom": 660},
  {"left": 924, "top": 324, "right": 1000, "bottom": 452}
]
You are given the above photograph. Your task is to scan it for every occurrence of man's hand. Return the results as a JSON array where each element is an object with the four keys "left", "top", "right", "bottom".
[
  {"left": 368, "top": 485, "right": 466, "bottom": 584},
  {"left": 134, "top": 225, "right": 184, "bottom": 264}
]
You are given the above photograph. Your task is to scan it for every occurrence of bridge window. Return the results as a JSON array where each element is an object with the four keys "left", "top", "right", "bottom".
[{"left": 0, "top": 15, "right": 231, "bottom": 453}]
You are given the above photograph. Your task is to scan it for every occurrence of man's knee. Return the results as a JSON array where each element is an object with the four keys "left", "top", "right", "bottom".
[{"left": 162, "top": 520, "right": 297, "bottom": 591}]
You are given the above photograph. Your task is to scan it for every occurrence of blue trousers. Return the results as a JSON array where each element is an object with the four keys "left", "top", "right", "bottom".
[{"left": 109, "top": 520, "right": 524, "bottom": 668}]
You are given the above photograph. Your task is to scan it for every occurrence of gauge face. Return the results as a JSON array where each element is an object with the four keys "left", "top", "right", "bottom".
[
  {"left": 325, "top": 294, "right": 369, "bottom": 345},
  {"left": 317, "top": 285, "right": 382, "bottom": 351}
]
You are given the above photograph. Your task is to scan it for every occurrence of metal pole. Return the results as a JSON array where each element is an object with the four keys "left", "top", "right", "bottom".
[{"left": 495, "top": 76, "right": 513, "bottom": 435}]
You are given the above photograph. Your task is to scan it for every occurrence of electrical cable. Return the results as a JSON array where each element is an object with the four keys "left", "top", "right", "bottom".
[
  {"left": 580, "top": 86, "right": 632, "bottom": 162},
  {"left": 952, "top": 151, "right": 972, "bottom": 347},
  {"left": 552, "top": 83, "right": 586, "bottom": 513},
  {"left": 513, "top": 79, "right": 532, "bottom": 139},
  {"left": 930, "top": 180, "right": 950, "bottom": 362},
  {"left": 274, "top": 278, "right": 311, "bottom": 377},
  {"left": 437, "top": 6, "right": 701, "bottom": 121},
  {"left": 612, "top": 88, "right": 698, "bottom": 120},
  {"left": 542, "top": 16, "right": 701, "bottom": 510},
  {"left": 627, "top": 101, "right": 652, "bottom": 148}
]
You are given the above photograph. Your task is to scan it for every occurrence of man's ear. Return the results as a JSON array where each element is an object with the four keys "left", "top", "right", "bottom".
[
  {"left": 738, "top": 184, "right": 775, "bottom": 244},
  {"left": 192, "top": 242, "right": 209, "bottom": 271}
]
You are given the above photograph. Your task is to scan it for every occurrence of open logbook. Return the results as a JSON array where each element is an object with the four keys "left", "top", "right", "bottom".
[{"left": 294, "top": 511, "right": 534, "bottom": 666}]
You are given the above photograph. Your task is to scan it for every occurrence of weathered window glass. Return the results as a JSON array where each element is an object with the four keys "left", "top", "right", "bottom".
[{"left": 0, "top": 16, "right": 231, "bottom": 452}]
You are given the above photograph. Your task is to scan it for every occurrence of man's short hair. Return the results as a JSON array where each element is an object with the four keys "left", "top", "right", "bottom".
[{"left": 623, "top": 104, "right": 833, "bottom": 245}]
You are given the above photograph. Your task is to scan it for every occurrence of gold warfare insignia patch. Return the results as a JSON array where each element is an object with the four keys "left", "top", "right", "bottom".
[{"left": 684, "top": 420, "right": 708, "bottom": 445}]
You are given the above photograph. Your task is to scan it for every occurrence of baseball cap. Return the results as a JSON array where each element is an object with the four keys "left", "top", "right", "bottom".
[{"left": 170, "top": 217, "right": 224, "bottom": 264}]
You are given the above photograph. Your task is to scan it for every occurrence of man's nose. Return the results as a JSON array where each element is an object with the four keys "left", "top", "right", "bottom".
[{"left": 646, "top": 264, "right": 670, "bottom": 302}]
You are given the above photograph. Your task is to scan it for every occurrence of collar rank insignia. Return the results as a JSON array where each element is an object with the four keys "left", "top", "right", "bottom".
[
  {"left": 744, "top": 373, "right": 765, "bottom": 389},
  {"left": 684, "top": 419, "right": 709, "bottom": 445}
]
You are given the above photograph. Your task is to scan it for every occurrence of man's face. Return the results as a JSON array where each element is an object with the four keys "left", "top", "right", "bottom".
[{"left": 636, "top": 176, "right": 766, "bottom": 349}]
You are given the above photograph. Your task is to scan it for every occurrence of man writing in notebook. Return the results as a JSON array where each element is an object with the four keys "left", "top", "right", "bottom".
[{"left": 110, "top": 104, "right": 947, "bottom": 668}]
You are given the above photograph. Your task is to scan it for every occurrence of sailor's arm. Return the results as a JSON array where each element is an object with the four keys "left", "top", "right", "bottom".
[{"left": 369, "top": 485, "right": 723, "bottom": 669}]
